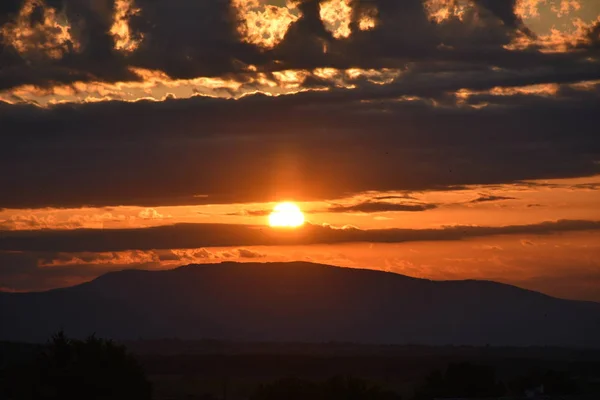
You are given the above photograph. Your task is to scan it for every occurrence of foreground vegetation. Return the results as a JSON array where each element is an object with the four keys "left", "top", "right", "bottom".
[
  {"left": 0, "top": 332, "right": 151, "bottom": 400},
  {"left": 1, "top": 333, "right": 599, "bottom": 399}
]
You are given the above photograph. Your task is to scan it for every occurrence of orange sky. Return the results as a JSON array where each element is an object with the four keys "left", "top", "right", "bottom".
[
  {"left": 1, "top": 174, "right": 600, "bottom": 301},
  {"left": 2, "top": 174, "right": 599, "bottom": 231}
]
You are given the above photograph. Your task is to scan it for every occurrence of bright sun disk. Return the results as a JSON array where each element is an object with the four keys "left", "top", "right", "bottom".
[{"left": 268, "top": 202, "right": 305, "bottom": 228}]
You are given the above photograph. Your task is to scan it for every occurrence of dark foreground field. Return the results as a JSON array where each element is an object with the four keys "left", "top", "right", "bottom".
[
  {"left": 108, "top": 341, "right": 600, "bottom": 399},
  {"left": 3, "top": 339, "right": 600, "bottom": 399}
]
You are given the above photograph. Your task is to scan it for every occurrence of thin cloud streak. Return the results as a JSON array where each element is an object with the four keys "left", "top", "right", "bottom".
[{"left": 324, "top": 202, "right": 438, "bottom": 213}]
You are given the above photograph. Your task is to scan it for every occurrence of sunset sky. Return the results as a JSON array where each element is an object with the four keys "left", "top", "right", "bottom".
[{"left": 1, "top": 0, "right": 599, "bottom": 301}]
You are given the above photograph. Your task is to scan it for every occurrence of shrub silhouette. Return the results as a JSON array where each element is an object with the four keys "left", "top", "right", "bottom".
[
  {"left": 1, "top": 331, "right": 151, "bottom": 400},
  {"left": 250, "top": 376, "right": 401, "bottom": 400},
  {"left": 414, "top": 362, "right": 506, "bottom": 399}
]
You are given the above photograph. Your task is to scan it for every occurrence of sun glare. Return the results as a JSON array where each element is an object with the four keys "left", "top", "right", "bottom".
[{"left": 268, "top": 202, "right": 305, "bottom": 228}]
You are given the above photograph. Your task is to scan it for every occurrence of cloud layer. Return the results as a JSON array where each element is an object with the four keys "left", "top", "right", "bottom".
[
  {"left": 1, "top": 0, "right": 599, "bottom": 92},
  {"left": 1, "top": 85, "right": 599, "bottom": 208},
  {"left": 1, "top": 219, "right": 599, "bottom": 252},
  {"left": 0, "top": 0, "right": 598, "bottom": 208}
]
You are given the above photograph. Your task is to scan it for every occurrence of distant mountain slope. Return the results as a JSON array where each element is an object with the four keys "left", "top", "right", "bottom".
[{"left": 1, "top": 262, "right": 599, "bottom": 346}]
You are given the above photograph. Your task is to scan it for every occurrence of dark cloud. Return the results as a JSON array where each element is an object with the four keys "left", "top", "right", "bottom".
[
  {"left": 0, "top": 245, "right": 269, "bottom": 291},
  {"left": 0, "top": 82, "right": 599, "bottom": 208},
  {"left": 372, "top": 194, "right": 418, "bottom": 201},
  {"left": 127, "top": 0, "right": 263, "bottom": 78},
  {"left": 474, "top": 0, "right": 521, "bottom": 30},
  {"left": 226, "top": 209, "right": 272, "bottom": 217},
  {"left": 0, "top": 249, "right": 93, "bottom": 291},
  {"left": 0, "top": 0, "right": 598, "bottom": 90},
  {"left": 1, "top": 219, "right": 599, "bottom": 253},
  {"left": 236, "top": 248, "right": 267, "bottom": 259},
  {"left": 0, "top": 1, "right": 599, "bottom": 209},
  {"left": 0, "top": 0, "right": 138, "bottom": 90},
  {"left": 226, "top": 200, "right": 436, "bottom": 216},
  {"left": 326, "top": 201, "right": 437, "bottom": 213},
  {"left": 470, "top": 195, "right": 517, "bottom": 203}
]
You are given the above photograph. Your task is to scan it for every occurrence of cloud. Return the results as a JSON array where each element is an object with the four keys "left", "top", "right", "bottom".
[
  {"left": 0, "top": 0, "right": 80, "bottom": 59},
  {"left": 167, "top": 247, "right": 267, "bottom": 263},
  {"left": 38, "top": 249, "right": 160, "bottom": 267},
  {"left": 0, "top": 244, "right": 269, "bottom": 291},
  {"left": 372, "top": 194, "right": 418, "bottom": 201},
  {"left": 0, "top": 214, "right": 82, "bottom": 230},
  {"left": 326, "top": 201, "right": 438, "bottom": 213},
  {"left": 0, "top": 80, "right": 599, "bottom": 209},
  {"left": 110, "top": 0, "right": 143, "bottom": 52},
  {"left": 235, "top": 248, "right": 267, "bottom": 258},
  {"left": 0, "top": 0, "right": 598, "bottom": 92},
  {"left": 0, "top": 248, "right": 149, "bottom": 291},
  {"left": 137, "top": 208, "right": 169, "bottom": 220},
  {"left": 469, "top": 195, "right": 517, "bottom": 203},
  {"left": 0, "top": 0, "right": 598, "bottom": 211},
  {"left": 233, "top": 0, "right": 300, "bottom": 49},
  {"left": 1, "top": 219, "right": 599, "bottom": 253},
  {"left": 227, "top": 200, "right": 437, "bottom": 217},
  {"left": 226, "top": 209, "right": 272, "bottom": 217},
  {"left": 36, "top": 246, "right": 267, "bottom": 268}
]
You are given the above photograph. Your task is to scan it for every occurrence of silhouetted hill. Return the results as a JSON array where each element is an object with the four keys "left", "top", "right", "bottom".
[{"left": 1, "top": 262, "right": 599, "bottom": 346}]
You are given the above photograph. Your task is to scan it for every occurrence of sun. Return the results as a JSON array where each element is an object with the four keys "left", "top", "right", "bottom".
[{"left": 268, "top": 202, "right": 305, "bottom": 228}]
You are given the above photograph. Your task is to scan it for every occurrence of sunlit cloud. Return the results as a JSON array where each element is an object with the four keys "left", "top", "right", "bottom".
[
  {"left": 454, "top": 79, "right": 600, "bottom": 109},
  {"left": 513, "top": 0, "right": 599, "bottom": 52},
  {"left": 456, "top": 83, "right": 561, "bottom": 102},
  {"left": 569, "top": 79, "right": 600, "bottom": 90},
  {"left": 169, "top": 247, "right": 266, "bottom": 263},
  {"left": 513, "top": 0, "right": 581, "bottom": 20},
  {"left": 271, "top": 69, "right": 311, "bottom": 88},
  {"left": 37, "top": 247, "right": 267, "bottom": 268},
  {"left": 110, "top": 0, "right": 143, "bottom": 53},
  {"left": 0, "top": 67, "right": 246, "bottom": 106},
  {"left": 423, "top": 0, "right": 471, "bottom": 23},
  {"left": 0, "top": 211, "right": 130, "bottom": 231},
  {"left": 0, "top": 66, "right": 401, "bottom": 107},
  {"left": 505, "top": 15, "right": 600, "bottom": 52},
  {"left": 319, "top": 0, "right": 352, "bottom": 38},
  {"left": 489, "top": 83, "right": 560, "bottom": 96},
  {"left": 515, "top": 0, "right": 547, "bottom": 19},
  {"left": 344, "top": 68, "right": 401, "bottom": 84},
  {"left": 0, "top": 0, "right": 79, "bottom": 59},
  {"left": 39, "top": 250, "right": 160, "bottom": 268},
  {"left": 138, "top": 208, "right": 171, "bottom": 220},
  {"left": 551, "top": 0, "right": 582, "bottom": 17},
  {"left": 233, "top": 0, "right": 300, "bottom": 49},
  {"left": 357, "top": 5, "right": 378, "bottom": 31},
  {"left": 318, "top": 0, "right": 379, "bottom": 38}
]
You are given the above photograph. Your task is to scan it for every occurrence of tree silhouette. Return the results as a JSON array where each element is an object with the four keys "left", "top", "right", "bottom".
[{"left": 1, "top": 331, "right": 151, "bottom": 400}]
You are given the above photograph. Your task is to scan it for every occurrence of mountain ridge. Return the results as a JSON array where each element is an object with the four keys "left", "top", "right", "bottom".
[
  {"left": 79, "top": 262, "right": 580, "bottom": 300},
  {"left": 1, "top": 262, "right": 599, "bottom": 347}
]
